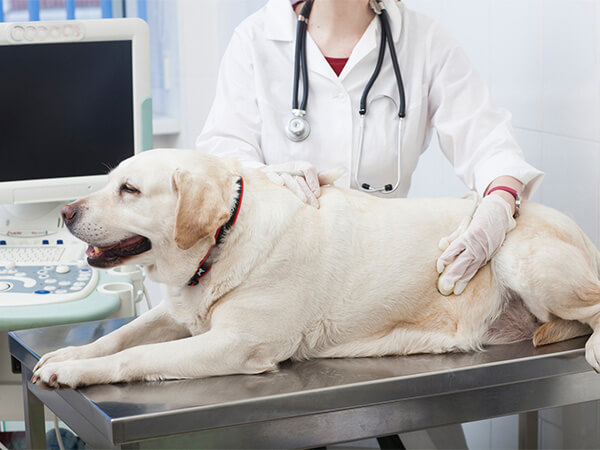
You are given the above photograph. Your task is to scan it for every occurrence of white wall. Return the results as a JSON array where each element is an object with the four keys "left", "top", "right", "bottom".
[
  {"left": 405, "top": 0, "right": 600, "bottom": 250},
  {"left": 403, "top": 1, "right": 600, "bottom": 448},
  {"left": 153, "top": 1, "right": 600, "bottom": 448},
  {"left": 164, "top": 0, "right": 600, "bottom": 248}
]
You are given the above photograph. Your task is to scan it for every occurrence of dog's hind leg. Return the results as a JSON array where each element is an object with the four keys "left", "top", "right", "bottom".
[
  {"left": 312, "top": 326, "right": 480, "bottom": 359},
  {"left": 495, "top": 235, "right": 600, "bottom": 369}
]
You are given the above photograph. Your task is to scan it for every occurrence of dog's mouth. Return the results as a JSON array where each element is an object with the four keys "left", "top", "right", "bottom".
[{"left": 85, "top": 235, "right": 152, "bottom": 268}]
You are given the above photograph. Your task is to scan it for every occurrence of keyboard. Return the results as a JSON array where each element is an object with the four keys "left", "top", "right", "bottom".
[
  {"left": 0, "top": 245, "right": 65, "bottom": 264},
  {"left": 0, "top": 238, "right": 98, "bottom": 307},
  {"left": 0, "top": 238, "right": 84, "bottom": 266}
]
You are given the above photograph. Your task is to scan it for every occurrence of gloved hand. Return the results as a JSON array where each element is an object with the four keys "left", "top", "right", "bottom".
[
  {"left": 262, "top": 161, "right": 321, "bottom": 208},
  {"left": 436, "top": 194, "right": 516, "bottom": 295}
]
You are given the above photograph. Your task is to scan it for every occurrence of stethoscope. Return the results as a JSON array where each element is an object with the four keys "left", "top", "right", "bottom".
[{"left": 286, "top": 0, "right": 406, "bottom": 194}]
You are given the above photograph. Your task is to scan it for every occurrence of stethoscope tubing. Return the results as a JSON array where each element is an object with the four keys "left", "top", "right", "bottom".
[
  {"left": 287, "top": 0, "right": 406, "bottom": 194},
  {"left": 292, "top": 0, "right": 313, "bottom": 112},
  {"left": 380, "top": 7, "right": 406, "bottom": 118},
  {"left": 354, "top": 100, "right": 404, "bottom": 194},
  {"left": 359, "top": 15, "right": 387, "bottom": 116}
]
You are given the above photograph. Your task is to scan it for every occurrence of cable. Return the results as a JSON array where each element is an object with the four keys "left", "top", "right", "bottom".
[
  {"left": 53, "top": 414, "right": 66, "bottom": 450},
  {"left": 142, "top": 285, "right": 152, "bottom": 311}
]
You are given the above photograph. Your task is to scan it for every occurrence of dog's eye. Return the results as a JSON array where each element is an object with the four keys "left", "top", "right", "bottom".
[{"left": 120, "top": 183, "right": 140, "bottom": 195}]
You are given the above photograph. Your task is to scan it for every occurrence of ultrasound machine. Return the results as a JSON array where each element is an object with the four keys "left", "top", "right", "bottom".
[{"left": 0, "top": 18, "right": 152, "bottom": 419}]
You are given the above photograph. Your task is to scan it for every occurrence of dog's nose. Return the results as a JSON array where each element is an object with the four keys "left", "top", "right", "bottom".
[{"left": 61, "top": 204, "right": 78, "bottom": 226}]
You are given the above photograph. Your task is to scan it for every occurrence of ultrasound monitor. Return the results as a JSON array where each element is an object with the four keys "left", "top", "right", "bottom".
[{"left": 0, "top": 19, "right": 152, "bottom": 205}]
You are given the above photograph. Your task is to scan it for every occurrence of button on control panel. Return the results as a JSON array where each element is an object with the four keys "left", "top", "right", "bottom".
[
  {"left": 9, "top": 22, "right": 85, "bottom": 43},
  {"left": 0, "top": 262, "right": 97, "bottom": 307}
]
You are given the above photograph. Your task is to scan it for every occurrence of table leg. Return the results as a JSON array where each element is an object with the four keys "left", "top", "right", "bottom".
[
  {"left": 21, "top": 369, "right": 46, "bottom": 450},
  {"left": 518, "top": 411, "right": 539, "bottom": 450},
  {"left": 377, "top": 435, "right": 406, "bottom": 449}
]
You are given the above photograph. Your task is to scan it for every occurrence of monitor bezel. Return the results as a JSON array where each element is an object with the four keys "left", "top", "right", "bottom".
[{"left": 0, "top": 18, "right": 151, "bottom": 204}]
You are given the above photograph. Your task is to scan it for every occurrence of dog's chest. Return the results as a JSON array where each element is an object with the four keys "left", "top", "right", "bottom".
[{"left": 165, "top": 297, "right": 209, "bottom": 335}]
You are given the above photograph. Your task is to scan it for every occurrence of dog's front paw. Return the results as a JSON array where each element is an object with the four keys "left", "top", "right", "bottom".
[
  {"left": 31, "top": 360, "right": 96, "bottom": 390},
  {"left": 34, "top": 345, "right": 96, "bottom": 373}
]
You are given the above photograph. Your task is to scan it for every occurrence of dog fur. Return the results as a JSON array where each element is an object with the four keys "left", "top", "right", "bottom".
[{"left": 32, "top": 149, "right": 600, "bottom": 389}]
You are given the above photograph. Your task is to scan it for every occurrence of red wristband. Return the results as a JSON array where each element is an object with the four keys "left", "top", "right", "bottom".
[{"left": 487, "top": 186, "right": 518, "bottom": 199}]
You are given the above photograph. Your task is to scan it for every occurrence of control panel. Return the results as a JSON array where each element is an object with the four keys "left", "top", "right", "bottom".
[
  {"left": 0, "top": 232, "right": 98, "bottom": 307},
  {"left": 0, "top": 262, "right": 97, "bottom": 307},
  {"left": 8, "top": 21, "right": 85, "bottom": 44}
]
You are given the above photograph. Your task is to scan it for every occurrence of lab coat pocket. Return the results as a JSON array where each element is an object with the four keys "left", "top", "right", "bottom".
[{"left": 258, "top": 95, "right": 305, "bottom": 165}]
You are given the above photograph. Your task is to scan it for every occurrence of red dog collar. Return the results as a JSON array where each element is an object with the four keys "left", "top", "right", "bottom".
[{"left": 187, "top": 177, "right": 244, "bottom": 287}]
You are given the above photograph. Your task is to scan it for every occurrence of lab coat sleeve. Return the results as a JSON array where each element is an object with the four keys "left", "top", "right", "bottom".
[
  {"left": 426, "top": 24, "right": 544, "bottom": 199},
  {"left": 195, "top": 30, "right": 265, "bottom": 169}
]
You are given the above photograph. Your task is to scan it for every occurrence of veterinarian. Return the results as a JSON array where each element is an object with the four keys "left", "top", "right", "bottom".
[{"left": 196, "top": 0, "right": 543, "bottom": 298}]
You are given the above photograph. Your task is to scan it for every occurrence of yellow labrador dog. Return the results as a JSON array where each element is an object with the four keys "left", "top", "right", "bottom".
[{"left": 32, "top": 149, "right": 600, "bottom": 389}]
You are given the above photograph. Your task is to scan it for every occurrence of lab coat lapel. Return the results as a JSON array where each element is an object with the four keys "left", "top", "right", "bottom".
[
  {"left": 304, "top": 33, "right": 341, "bottom": 83},
  {"left": 264, "top": 0, "right": 341, "bottom": 82},
  {"left": 338, "top": 17, "right": 378, "bottom": 80},
  {"left": 338, "top": 0, "right": 403, "bottom": 80}
]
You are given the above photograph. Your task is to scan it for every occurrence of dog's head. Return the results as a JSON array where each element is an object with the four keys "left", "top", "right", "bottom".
[{"left": 62, "top": 149, "right": 237, "bottom": 278}]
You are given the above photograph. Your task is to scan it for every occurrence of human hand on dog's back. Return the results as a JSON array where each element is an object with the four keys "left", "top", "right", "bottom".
[
  {"left": 262, "top": 160, "right": 322, "bottom": 208},
  {"left": 436, "top": 194, "right": 517, "bottom": 295}
]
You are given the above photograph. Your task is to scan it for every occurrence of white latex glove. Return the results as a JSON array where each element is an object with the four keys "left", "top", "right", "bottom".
[
  {"left": 436, "top": 194, "right": 516, "bottom": 295},
  {"left": 262, "top": 161, "right": 321, "bottom": 208}
]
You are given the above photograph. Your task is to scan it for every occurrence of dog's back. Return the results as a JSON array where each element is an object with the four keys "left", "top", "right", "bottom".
[{"left": 255, "top": 183, "right": 600, "bottom": 360}]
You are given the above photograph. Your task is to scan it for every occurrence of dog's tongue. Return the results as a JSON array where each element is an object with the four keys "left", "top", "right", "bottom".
[{"left": 86, "top": 236, "right": 146, "bottom": 257}]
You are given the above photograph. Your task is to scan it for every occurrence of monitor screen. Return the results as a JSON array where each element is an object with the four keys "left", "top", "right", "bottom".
[{"left": 0, "top": 40, "right": 134, "bottom": 182}]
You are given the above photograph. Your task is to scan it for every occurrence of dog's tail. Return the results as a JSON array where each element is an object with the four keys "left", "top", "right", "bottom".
[
  {"left": 318, "top": 169, "right": 344, "bottom": 186},
  {"left": 533, "top": 319, "right": 592, "bottom": 347}
]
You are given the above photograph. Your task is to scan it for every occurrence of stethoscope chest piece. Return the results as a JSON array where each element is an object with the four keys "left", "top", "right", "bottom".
[
  {"left": 287, "top": 0, "right": 407, "bottom": 193},
  {"left": 286, "top": 112, "right": 310, "bottom": 142}
]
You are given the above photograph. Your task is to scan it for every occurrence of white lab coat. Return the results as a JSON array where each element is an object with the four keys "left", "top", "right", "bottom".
[{"left": 196, "top": 0, "right": 544, "bottom": 198}]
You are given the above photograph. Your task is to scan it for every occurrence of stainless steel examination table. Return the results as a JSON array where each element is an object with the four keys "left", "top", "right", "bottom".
[{"left": 8, "top": 318, "right": 600, "bottom": 449}]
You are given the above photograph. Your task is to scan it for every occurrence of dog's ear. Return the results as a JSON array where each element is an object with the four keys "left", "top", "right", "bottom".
[{"left": 171, "top": 168, "right": 230, "bottom": 250}]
